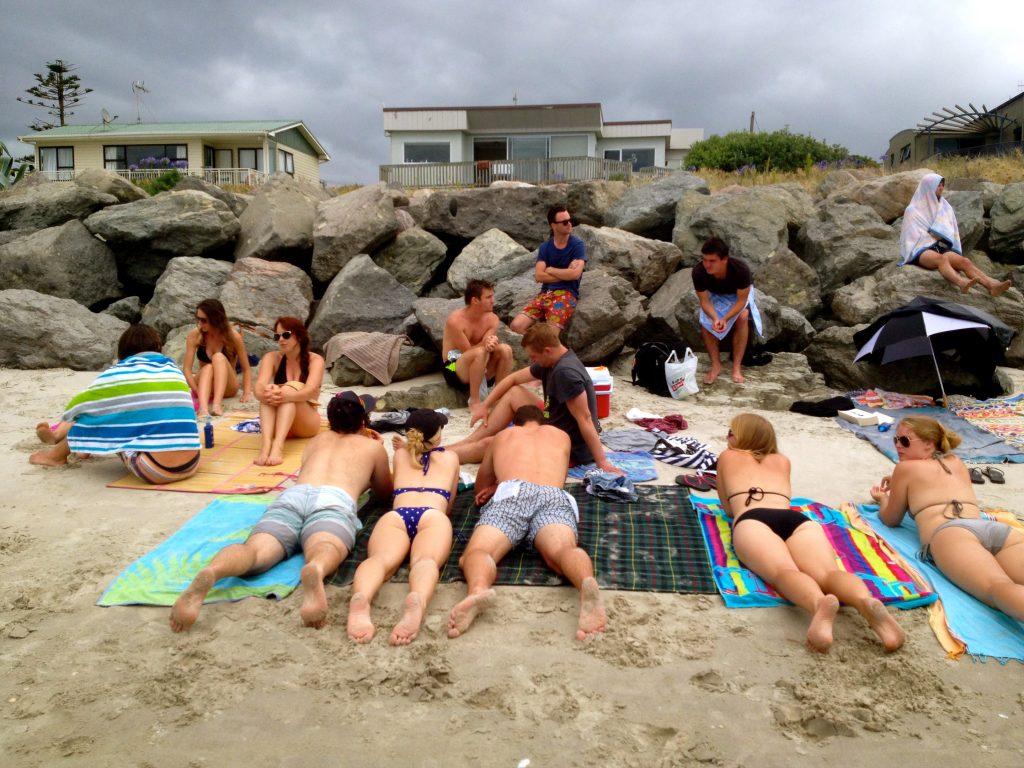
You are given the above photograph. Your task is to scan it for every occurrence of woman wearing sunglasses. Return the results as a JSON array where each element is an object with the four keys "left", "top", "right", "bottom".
[
  {"left": 870, "top": 416, "right": 1023, "bottom": 621},
  {"left": 183, "top": 298, "right": 254, "bottom": 418},
  {"left": 254, "top": 316, "right": 325, "bottom": 466},
  {"left": 719, "top": 413, "right": 905, "bottom": 653}
]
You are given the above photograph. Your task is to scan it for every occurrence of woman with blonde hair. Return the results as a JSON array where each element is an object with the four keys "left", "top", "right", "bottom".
[
  {"left": 254, "top": 316, "right": 325, "bottom": 466},
  {"left": 871, "top": 416, "right": 1023, "bottom": 621},
  {"left": 718, "top": 413, "right": 905, "bottom": 653},
  {"left": 347, "top": 409, "right": 459, "bottom": 646},
  {"left": 183, "top": 298, "right": 254, "bottom": 417}
]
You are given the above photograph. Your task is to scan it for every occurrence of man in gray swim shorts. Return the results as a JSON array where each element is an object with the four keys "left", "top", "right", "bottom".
[
  {"left": 171, "top": 391, "right": 392, "bottom": 633},
  {"left": 447, "top": 405, "right": 606, "bottom": 642}
]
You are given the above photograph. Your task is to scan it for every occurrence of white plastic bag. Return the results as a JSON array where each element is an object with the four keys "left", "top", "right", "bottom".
[{"left": 665, "top": 349, "right": 700, "bottom": 399}]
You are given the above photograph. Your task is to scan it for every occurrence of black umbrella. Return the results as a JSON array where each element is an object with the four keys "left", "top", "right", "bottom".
[{"left": 853, "top": 296, "right": 1015, "bottom": 404}]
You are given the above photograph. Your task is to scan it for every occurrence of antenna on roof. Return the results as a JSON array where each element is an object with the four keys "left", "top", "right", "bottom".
[
  {"left": 101, "top": 108, "right": 118, "bottom": 128},
  {"left": 512, "top": 91, "right": 518, "bottom": 106},
  {"left": 131, "top": 80, "right": 150, "bottom": 123}
]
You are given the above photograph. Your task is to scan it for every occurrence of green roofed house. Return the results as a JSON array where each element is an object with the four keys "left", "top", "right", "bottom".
[{"left": 17, "top": 120, "right": 330, "bottom": 187}]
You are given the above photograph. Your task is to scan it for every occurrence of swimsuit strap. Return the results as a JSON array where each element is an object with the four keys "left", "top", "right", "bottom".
[
  {"left": 933, "top": 452, "right": 952, "bottom": 475},
  {"left": 726, "top": 487, "right": 791, "bottom": 507},
  {"left": 419, "top": 445, "right": 445, "bottom": 475},
  {"left": 943, "top": 499, "right": 979, "bottom": 519},
  {"left": 392, "top": 486, "right": 452, "bottom": 501}
]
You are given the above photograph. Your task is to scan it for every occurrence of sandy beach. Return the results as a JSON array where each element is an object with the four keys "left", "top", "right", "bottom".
[{"left": 2, "top": 359, "right": 1022, "bottom": 768}]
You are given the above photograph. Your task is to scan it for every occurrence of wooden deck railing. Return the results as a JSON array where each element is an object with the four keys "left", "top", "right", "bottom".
[{"left": 379, "top": 156, "right": 635, "bottom": 188}]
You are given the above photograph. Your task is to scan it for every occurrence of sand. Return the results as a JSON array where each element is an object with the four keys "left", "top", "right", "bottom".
[{"left": 2, "top": 361, "right": 1023, "bottom": 768}]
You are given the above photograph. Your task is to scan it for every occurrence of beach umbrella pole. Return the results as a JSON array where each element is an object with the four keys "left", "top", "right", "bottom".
[{"left": 928, "top": 340, "right": 948, "bottom": 407}]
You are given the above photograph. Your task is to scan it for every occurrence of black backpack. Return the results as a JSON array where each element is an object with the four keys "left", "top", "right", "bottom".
[{"left": 631, "top": 342, "right": 673, "bottom": 396}]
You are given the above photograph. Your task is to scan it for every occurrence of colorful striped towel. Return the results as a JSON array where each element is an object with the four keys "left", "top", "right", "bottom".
[
  {"left": 947, "top": 393, "right": 1024, "bottom": 451},
  {"left": 693, "top": 494, "right": 935, "bottom": 609},
  {"left": 97, "top": 495, "right": 301, "bottom": 606},
  {"left": 854, "top": 503, "right": 1024, "bottom": 663}
]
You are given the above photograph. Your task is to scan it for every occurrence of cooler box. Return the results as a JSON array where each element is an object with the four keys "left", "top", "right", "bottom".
[{"left": 586, "top": 366, "right": 614, "bottom": 419}]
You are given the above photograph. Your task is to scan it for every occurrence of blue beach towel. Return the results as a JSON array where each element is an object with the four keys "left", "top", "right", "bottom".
[
  {"left": 97, "top": 495, "right": 302, "bottom": 606},
  {"left": 856, "top": 503, "right": 1024, "bottom": 663},
  {"left": 567, "top": 450, "right": 658, "bottom": 482}
]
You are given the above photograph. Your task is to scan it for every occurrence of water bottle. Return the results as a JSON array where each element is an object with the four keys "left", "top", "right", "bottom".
[{"left": 204, "top": 416, "right": 214, "bottom": 448}]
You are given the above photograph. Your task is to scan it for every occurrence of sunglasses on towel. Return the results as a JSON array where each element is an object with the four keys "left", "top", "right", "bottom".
[
  {"left": 273, "top": 331, "right": 293, "bottom": 341},
  {"left": 893, "top": 435, "right": 913, "bottom": 448}
]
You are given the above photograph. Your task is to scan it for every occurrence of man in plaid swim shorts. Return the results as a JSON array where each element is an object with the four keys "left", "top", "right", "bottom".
[
  {"left": 447, "top": 405, "right": 606, "bottom": 642},
  {"left": 510, "top": 204, "right": 587, "bottom": 334}
]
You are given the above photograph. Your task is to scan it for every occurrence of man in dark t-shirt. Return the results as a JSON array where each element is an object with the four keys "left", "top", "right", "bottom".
[{"left": 692, "top": 236, "right": 762, "bottom": 385}]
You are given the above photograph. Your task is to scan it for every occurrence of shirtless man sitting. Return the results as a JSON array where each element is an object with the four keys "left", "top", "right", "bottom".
[
  {"left": 447, "top": 405, "right": 606, "bottom": 641},
  {"left": 170, "top": 391, "right": 392, "bottom": 632},
  {"left": 442, "top": 279, "right": 513, "bottom": 407}
]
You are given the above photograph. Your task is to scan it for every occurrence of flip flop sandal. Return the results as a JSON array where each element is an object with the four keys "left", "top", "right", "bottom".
[
  {"left": 981, "top": 466, "right": 1005, "bottom": 484},
  {"left": 675, "top": 474, "right": 713, "bottom": 492},
  {"left": 969, "top": 468, "right": 985, "bottom": 484}
]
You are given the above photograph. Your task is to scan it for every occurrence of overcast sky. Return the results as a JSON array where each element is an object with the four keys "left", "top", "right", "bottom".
[{"left": 3, "top": 0, "right": 1023, "bottom": 185}]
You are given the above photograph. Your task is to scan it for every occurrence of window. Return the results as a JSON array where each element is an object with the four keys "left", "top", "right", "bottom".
[
  {"left": 510, "top": 136, "right": 548, "bottom": 160},
  {"left": 215, "top": 149, "right": 232, "bottom": 168},
  {"left": 605, "top": 148, "right": 655, "bottom": 171},
  {"left": 473, "top": 138, "right": 507, "bottom": 161},
  {"left": 550, "top": 134, "right": 587, "bottom": 157},
  {"left": 404, "top": 142, "right": 450, "bottom": 163},
  {"left": 104, "top": 144, "right": 188, "bottom": 170},
  {"left": 238, "top": 148, "right": 263, "bottom": 171},
  {"left": 41, "top": 146, "right": 74, "bottom": 179},
  {"left": 899, "top": 144, "right": 911, "bottom": 163},
  {"left": 277, "top": 149, "right": 294, "bottom": 175}
]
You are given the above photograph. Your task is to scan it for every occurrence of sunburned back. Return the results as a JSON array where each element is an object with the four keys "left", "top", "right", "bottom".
[
  {"left": 717, "top": 449, "right": 791, "bottom": 519},
  {"left": 901, "top": 456, "right": 980, "bottom": 541},
  {"left": 392, "top": 447, "right": 460, "bottom": 512},
  {"left": 492, "top": 424, "right": 570, "bottom": 487},
  {"left": 297, "top": 432, "right": 386, "bottom": 501}
]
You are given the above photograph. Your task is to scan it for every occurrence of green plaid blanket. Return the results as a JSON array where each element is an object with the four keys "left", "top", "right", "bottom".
[{"left": 332, "top": 485, "right": 715, "bottom": 593}]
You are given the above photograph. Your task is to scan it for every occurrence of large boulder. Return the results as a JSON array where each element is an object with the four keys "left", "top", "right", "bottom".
[
  {"left": 797, "top": 201, "right": 897, "bottom": 297},
  {"left": 84, "top": 190, "right": 240, "bottom": 290},
  {"left": 312, "top": 183, "right": 401, "bottom": 283},
  {"left": 0, "top": 219, "right": 122, "bottom": 307},
  {"left": 943, "top": 191, "right": 986, "bottom": 253},
  {"left": 330, "top": 343, "right": 438, "bottom": 386},
  {"left": 74, "top": 169, "right": 149, "bottom": 204},
  {"left": 174, "top": 175, "right": 248, "bottom": 217},
  {"left": 835, "top": 169, "right": 930, "bottom": 223},
  {"left": 755, "top": 246, "right": 822, "bottom": 317},
  {"left": 234, "top": 172, "right": 329, "bottom": 267},
  {"left": 946, "top": 178, "right": 1003, "bottom": 215},
  {"left": 604, "top": 172, "right": 710, "bottom": 240},
  {"left": 412, "top": 297, "right": 461, "bottom": 351},
  {"left": 141, "top": 256, "right": 234, "bottom": 337},
  {"left": 0, "top": 183, "right": 118, "bottom": 232},
  {"left": 988, "top": 181, "right": 1024, "bottom": 261},
  {"left": 307, "top": 255, "right": 417, "bottom": 350},
  {"left": 103, "top": 296, "right": 142, "bottom": 324},
  {"left": 0, "top": 289, "right": 127, "bottom": 369},
  {"left": 575, "top": 224, "right": 683, "bottom": 295},
  {"left": 373, "top": 228, "right": 448, "bottom": 295},
  {"left": 218, "top": 257, "right": 313, "bottom": 328},
  {"left": 684, "top": 352, "right": 836, "bottom": 412},
  {"left": 446, "top": 228, "right": 533, "bottom": 293},
  {"left": 565, "top": 180, "right": 629, "bottom": 226},
  {"left": 563, "top": 270, "right": 646, "bottom": 363}
]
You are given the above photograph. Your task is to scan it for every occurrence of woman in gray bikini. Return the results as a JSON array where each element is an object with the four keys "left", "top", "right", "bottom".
[
  {"left": 871, "top": 416, "right": 1024, "bottom": 622},
  {"left": 719, "top": 413, "right": 905, "bottom": 653}
]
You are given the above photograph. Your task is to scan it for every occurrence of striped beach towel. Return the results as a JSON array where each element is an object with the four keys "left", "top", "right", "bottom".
[
  {"left": 63, "top": 352, "right": 200, "bottom": 454},
  {"left": 693, "top": 494, "right": 935, "bottom": 609}
]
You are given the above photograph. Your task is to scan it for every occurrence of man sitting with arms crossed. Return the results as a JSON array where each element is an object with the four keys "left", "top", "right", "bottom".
[
  {"left": 442, "top": 279, "right": 513, "bottom": 407},
  {"left": 170, "top": 391, "right": 392, "bottom": 632},
  {"left": 448, "top": 322, "right": 621, "bottom": 475},
  {"left": 447, "top": 405, "right": 606, "bottom": 641}
]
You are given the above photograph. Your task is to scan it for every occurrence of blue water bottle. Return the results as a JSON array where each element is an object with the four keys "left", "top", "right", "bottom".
[{"left": 204, "top": 416, "right": 214, "bottom": 448}]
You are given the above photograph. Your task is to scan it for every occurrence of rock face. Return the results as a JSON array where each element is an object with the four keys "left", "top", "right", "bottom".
[
  {"left": 446, "top": 228, "right": 533, "bottom": 294},
  {"left": 839, "top": 169, "right": 930, "bottom": 223},
  {"left": 84, "top": 190, "right": 240, "bottom": 290},
  {"left": 564, "top": 270, "right": 646, "bottom": 363},
  {"left": 219, "top": 257, "right": 314, "bottom": 328},
  {"left": 234, "top": 173, "right": 329, "bottom": 266},
  {"left": 141, "top": 256, "right": 234, "bottom": 337},
  {"left": 74, "top": 169, "right": 149, "bottom": 204},
  {"left": 174, "top": 175, "right": 248, "bottom": 217},
  {"left": 755, "top": 246, "right": 822, "bottom": 317},
  {"left": 312, "top": 183, "right": 401, "bottom": 283},
  {"left": 0, "top": 183, "right": 119, "bottom": 232},
  {"left": 988, "top": 181, "right": 1024, "bottom": 260},
  {"left": 0, "top": 220, "right": 122, "bottom": 307},
  {"left": 577, "top": 225, "right": 683, "bottom": 295},
  {"left": 797, "top": 201, "right": 897, "bottom": 297},
  {"left": 0, "top": 289, "right": 128, "bottom": 369},
  {"left": 373, "top": 228, "right": 448, "bottom": 295},
  {"left": 605, "top": 172, "right": 710, "bottom": 240},
  {"left": 944, "top": 191, "right": 986, "bottom": 252}
]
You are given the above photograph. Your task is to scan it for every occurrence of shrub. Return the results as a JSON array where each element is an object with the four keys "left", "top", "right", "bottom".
[
  {"left": 136, "top": 169, "right": 182, "bottom": 195},
  {"left": 685, "top": 129, "right": 853, "bottom": 172}
]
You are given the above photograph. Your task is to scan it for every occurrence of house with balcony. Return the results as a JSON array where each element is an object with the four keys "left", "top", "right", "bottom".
[
  {"left": 380, "top": 102, "right": 703, "bottom": 187},
  {"left": 17, "top": 119, "right": 330, "bottom": 186},
  {"left": 886, "top": 91, "right": 1023, "bottom": 169}
]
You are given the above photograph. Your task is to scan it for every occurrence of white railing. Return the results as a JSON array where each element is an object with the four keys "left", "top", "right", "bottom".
[
  {"left": 34, "top": 167, "right": 268, "bottom": 187},
  {"left": 379, "top": 155, "right": 635, "bottom": 188}
]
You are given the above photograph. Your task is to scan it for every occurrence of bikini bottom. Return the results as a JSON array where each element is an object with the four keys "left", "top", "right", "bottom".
[
  {"left": 732, "top": 507, "right": 809, "bottom": 542},
  {"left": 920, "top": 517, "right": 1013, "bottom": 562}
]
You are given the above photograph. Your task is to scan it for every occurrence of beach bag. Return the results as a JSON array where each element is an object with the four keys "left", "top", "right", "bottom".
[
  {"left": 631, "top": 342, "right": 673, "bottom": 396},
  {"left": 665, "top": 349, "right": 699, "bottom": 400},
  {"left": 650, "top": 433, "right": 718, "bottom": 472}
]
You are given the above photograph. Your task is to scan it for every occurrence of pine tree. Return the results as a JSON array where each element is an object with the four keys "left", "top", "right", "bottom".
[{"left": 17, "top": 59, "right": 94, "bottom": 131}]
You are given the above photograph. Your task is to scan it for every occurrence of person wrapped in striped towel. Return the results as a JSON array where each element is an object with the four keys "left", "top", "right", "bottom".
[{"left": 30, "top": 324, "right": 202, "bottom": 484}]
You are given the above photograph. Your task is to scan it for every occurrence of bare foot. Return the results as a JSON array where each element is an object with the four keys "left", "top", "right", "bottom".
[
  {"left": 265, "top": 451, "right": 284, "bottom": 467},
  {"left": 703, "top": 364, "right": 722, "bottom": 385},
  {"left": 447, "top": 589, "right": 496, "bottom": 638},
  {"left": 730, "top": 368, "right": 745, "bottom": 385},
  {"left": 197, "top": 410, "right": 209, "bottom": 420},
  {"left": 959, "top": 277, "right": 978, "bottom": 294},
  {"left": 862, "top": 598, "right": 905, "bottom": 653},
  {"left": 346, "top": 592, "right": 375, "bottom": 643},
  {"left": 254, "top": 451, "right": 269, "bottom": 466},
  {"left": 389, "top": 593, "right": 425, "bottom": 646},
  {"left": 170, "top": 569, "right": 216, "bottom": 632},
  {"left": 210, "top": 403, "right": 224, "bottom": 417},
  {"left": 805, "top": 594, "right": 839, "bottom": 653},
  {"left": 35, "top": 422, "right": 56, "bottom": 444},
  {"left": 29, "top": 447, "right": 67, "bottom": 467},
  {"left": 990, "top": 279, "right": 1012, "bottom": 297},
  {"left": 576, "top": 577, "right": 606, "bottom": 641},
  {"left": 299, "top": 564, "right": 329, "bottom": 629}
]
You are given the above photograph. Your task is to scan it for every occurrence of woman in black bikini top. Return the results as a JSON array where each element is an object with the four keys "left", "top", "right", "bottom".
[
  {"left": 718, "top": 413, "right": 905, "bottom": 654},
  {"left": 183, "top": 298, "right": 254, "bottom": 418}
]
